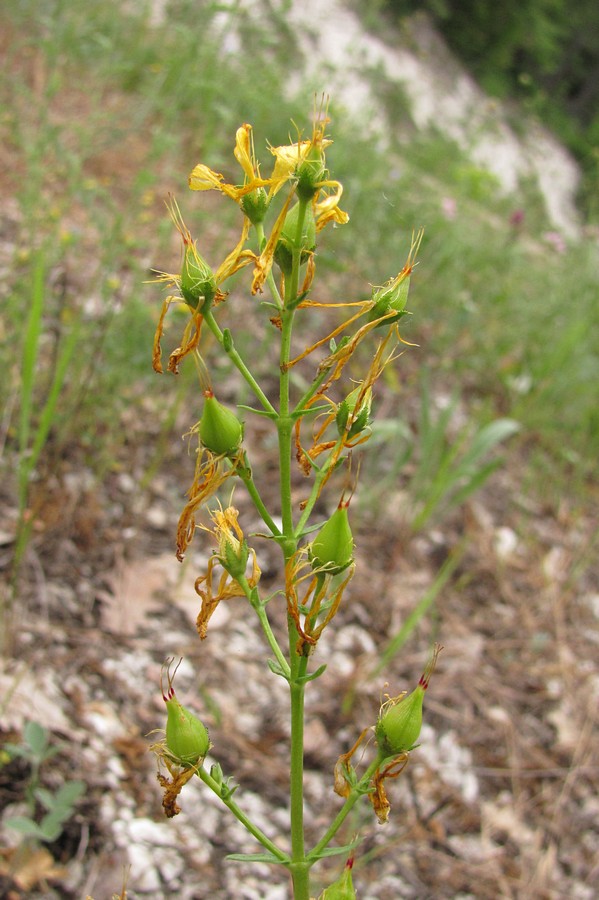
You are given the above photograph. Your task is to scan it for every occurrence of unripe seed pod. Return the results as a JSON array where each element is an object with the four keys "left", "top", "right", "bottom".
[
  {"left": 296, "top": 144, "right": 326, "bottom": 201},
  {"left": 274, "top": 202, "right": 316, "bottom": 275},
  {"left": 162, "top": 664, "right": 210, "bottom": 767},
  {"left": 375, "top": 645, "right": 441, "bottom": 758},
  {"left": 336, "top": 386, "right": 372, "bottom": 440},
  {"left": 368, "top": 270, "right": 412, "bottom": 327},
  {"left": 218, "top": 524, "right": 249, "bottom": 580},
  {"left": 240, "top": 187, "right": 269, "bottom": 225},
  {"left": 319, "top": 855, "right": 356, "bottom": 899},
  {"left": 180, "top": 243, "right": 217, "bottom": 310},
  {"left": 310, "top": 498, "right": 354, "bottom": 575},
  {"left": 199, "top": 390, "right": 243, "bottom": 456}
]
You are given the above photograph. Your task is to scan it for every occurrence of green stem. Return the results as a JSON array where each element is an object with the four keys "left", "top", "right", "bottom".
[
  {"left": 237, "top": 455, "right": 282, "bottom": 537},
  {"left": 278, "top": 196, "right": 309, "bottom": 541},
  {"left": 309, "top": 753, "right": 385, "bottom": 861},
  {"left": 198, "top": 766, "right": 289, "bottom": 863},
  {"left": 239, "top": 576, "right": 291, "bottom": 679},
  {"left": 288, "top": 638, "right": 309, "bottom": 899},
  {"left": 291, "top": 364, "right": 332, "bottom": 419},
  {"left": 277, "top": 339, "right": 294, "bottom": 539},
  {"left": 203, "top": 309, "right": 276, "bottom": 416},
  {"left": 288, "top": 859, "right": 310, "bottom": 899},
  {"left": 279, "top": 197, "right": 312, "bottom": 900}
]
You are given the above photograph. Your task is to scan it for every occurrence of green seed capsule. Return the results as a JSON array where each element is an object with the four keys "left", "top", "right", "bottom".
[
  {"left": 336, "top": 387, "right": 372, "bottom": 440},
  {"left": 310, "top": 500, "right": 354, "bottom": 575},
  {"left": 240, "top": 187, "right": 269, "bottom": 225},
  {"left": 375, "top": 686, "right": 423, "bottom": 757},
  {"left": 274, "top": 201, "right": 316, "bottom": 275},
  {"left": 367, "top": 270, "right": 412, "bottom": 327},
  {"left": 164, "top": 690, "right": 210, "bottom": 767},
  {"left": 296, "top": 144, "right": 326, "bottom": 201},
  {"left": 199, "top": 391, "right": 243, "bottom": 456},
  {"left": 165, "top": 697, "right": 210, "bottom": 766},
  {"left": 319, "top": 856, "right": 356, "bottom": 899},
  {"left": 180, "top": 243, "right": 217, "bottom": 310},
  {"left": 218, "top": 526, "right": 249, "bottom": 580},
  {"left": 375, "top": 645, "right": 441, "bottom": 758}
]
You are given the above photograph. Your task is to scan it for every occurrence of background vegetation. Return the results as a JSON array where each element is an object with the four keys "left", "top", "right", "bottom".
[
  {"left": 377, "top": 0, "right": 599, "bottom": 214},
  {"left": 2, "top": 0, "right": 597, "bottom": 510}
]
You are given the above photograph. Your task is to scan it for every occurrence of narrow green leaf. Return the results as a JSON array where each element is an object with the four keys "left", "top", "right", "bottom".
[
  {"left": 29, "top": 318, "right": 82, "bottom": 473},
  {"left": 267, "top": 659, "right": 290, "bottom": 681},
  {"left": 237, "top": 405, "right": 278, "bottom": 419},
  {"left": 227, "top": 851, "right": 290, "bottom": 864},
  {"left": 18, "top": 254, "right": 45, "bottom": 465},
  {"left": 307, "top": 838, "right": 361, "bottom": 862},
  {"left": 296, "top": 664, "right": 327, "bottom": 684}
]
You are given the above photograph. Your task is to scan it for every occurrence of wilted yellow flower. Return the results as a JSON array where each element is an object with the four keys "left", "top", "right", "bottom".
[
  {"left": 189, "top": 124, "right": 273, "bottom": 201},
  {"left": 175, "top": 447, "right": 241, "bottom": 561},
  {"left": 268, "top": 137, "right": 329, "bottom": 194},
  {"left": 152, "top": 198, "right": 253, "bottom": 373},
  {"left": 284, "top": 549, "right": 353, "bottom": 655},
  {"left": 194, "top": 505, "right": 261, "bottom": 639},
  {"left": 269, "top": 111, "right": 348, "bottom": 223},
  {"left": 190, "top": 116, "right": 348, "bottom": 227},
  {"left": 314, "top": 185, "right": 349, "bottom": 231}
]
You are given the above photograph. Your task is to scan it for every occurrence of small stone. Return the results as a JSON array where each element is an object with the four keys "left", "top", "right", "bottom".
[
  {"left": 127, "top": 816, "right": 178, "bottom": 846},
  {"left": 127, "top": 843, "right": 161, "bottom": 891},
  {"left": 494, "top": 526, "right": 518, "bottom": 559}
]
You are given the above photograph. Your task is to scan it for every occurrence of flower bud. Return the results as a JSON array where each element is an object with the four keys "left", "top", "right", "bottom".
[
  {"left": 310, "top": 498, "right": 354, "bottom": 575},
  {"left": 162, "top": 666, "right": 210, "bottom": 767},
  {"left": 199, "top": 390, "right": 243, "bottom": 456},
  {"left": 180, "top": 243, "right": 217, "bottom": 311},
  {"left": 318, "top": 855, "right": 356, "bottom": 899},
  {"left": 336, "top": 387, "right": 372, "bottom": 440},
  {"left": 375, "top": 645, "right": 441, "bottom": 758},
  {"left": 274, "top": 201, "right": 316, "bottom": 275}
]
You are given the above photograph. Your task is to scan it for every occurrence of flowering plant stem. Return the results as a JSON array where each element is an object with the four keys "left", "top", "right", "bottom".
[
  {"left": 283, "top": 196, "right": 310, "bottom": 899},
  {"left": 197, "top": 766, "right": 289, "bottom": 863},
  {"left": 151, "top": 112, "right": 437, "bottom": 899}
]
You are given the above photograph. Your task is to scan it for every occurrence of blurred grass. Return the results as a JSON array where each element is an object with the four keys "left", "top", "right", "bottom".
[{"left": 1, "top": 0, "right": 597, "bottom": 534}]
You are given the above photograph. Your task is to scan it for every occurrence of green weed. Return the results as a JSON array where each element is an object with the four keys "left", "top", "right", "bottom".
[{"left": 2, "top": 721, "right": 85, "bottom": 845}]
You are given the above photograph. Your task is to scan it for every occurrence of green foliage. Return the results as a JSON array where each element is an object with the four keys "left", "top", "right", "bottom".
[
  {"left": 2, "top": 0, "right": 596, "bottom": 557},
  {"left": 329, "top": 113, "right": 599, "bottom": 474},
  {"left": 4, "top": 721, "right": 60, "bottom": 768},
  {"left": 375, "top": 1, "right": 599, "bottom": 209},
  {"left": 5, "top": 781, "right": 86, "bottom": 844},
  {"left": 11, "top": 250, "right": 81, "bottom": 573},
  {"left": 3, "top": 722, "right": 86, "bottom": 844},
  {"left": 364, "top": 373, "right": 520, "bottom": 530}
]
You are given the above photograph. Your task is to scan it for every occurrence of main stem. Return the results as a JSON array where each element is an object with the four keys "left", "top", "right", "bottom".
[{"left": 279, "top": 197, "right": 312, "bottom": 900}]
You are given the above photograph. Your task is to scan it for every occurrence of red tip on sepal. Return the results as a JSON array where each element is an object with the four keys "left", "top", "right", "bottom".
[{"left": 161, "top": 657, "right": 183, "bottom": 703}]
